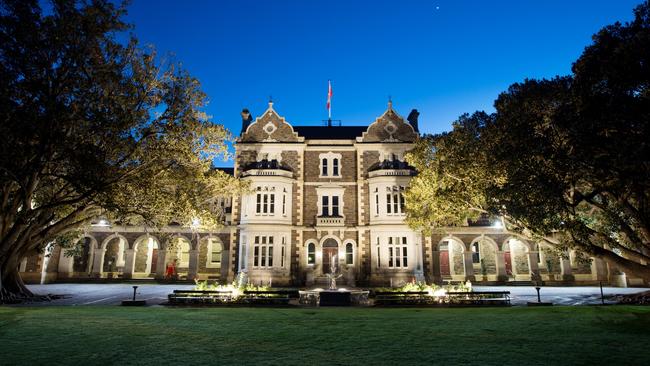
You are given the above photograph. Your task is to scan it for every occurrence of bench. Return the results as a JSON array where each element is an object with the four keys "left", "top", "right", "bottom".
[
  {"left": 374, "top": 291, "right": 511, "bottom": 307},
  {"left": 167, "top": 290, "right": 234, "bottom": 305},
  {"left": 446, "top": 291, "right": 511, "bottom": 306},
  {"left": 242, "top": 290, "right": 297, "bottom": 306}
]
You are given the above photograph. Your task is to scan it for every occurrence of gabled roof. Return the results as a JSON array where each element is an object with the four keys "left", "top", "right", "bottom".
[{"left": 292, "top": 126, "right": 368, "bottom": 140}]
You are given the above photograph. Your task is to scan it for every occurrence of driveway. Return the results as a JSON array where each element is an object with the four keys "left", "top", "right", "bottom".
[{"left": 19, "top": 283, "right": 650, "bottom": 306}]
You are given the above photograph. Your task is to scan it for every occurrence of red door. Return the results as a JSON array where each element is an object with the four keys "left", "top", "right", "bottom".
[
  {"left": 439, "top": 251, "right": 450, "bottom": 276},
  {"left": 150, "top": 249, "right": 158, "bottom": 275},
  {"left": 504, "top": 251, "right": 512, "bottom": 276}
]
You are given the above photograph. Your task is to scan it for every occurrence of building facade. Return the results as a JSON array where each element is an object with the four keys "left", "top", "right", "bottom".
[{"left": 21, "top": 102, "right": 642, "bottom": 287}]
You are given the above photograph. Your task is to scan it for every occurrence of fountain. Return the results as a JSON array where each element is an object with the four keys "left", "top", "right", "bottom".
[{"left": 299, "top": 253, "right": 369, "bottom": 306}]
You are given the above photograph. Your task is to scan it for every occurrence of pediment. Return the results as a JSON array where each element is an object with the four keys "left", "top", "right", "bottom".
[
  {"left": 358, "top": 108, "right": 418, "bottom": 143},
  {"left": 240, "top": 103, "right": 303, "bottom": 143}
]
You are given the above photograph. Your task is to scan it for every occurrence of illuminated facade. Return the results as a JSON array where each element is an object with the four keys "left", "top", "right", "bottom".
[{"left": 23, "top": 102, "right": 632, "bottom": 287}]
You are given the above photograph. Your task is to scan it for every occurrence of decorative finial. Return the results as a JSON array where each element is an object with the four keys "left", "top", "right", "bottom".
[
  {"left": 268, "top": 95, "right": 274, "bottom": 109},
  {"left": 388, "top": 95, "right": 393, "bottom": 110}
]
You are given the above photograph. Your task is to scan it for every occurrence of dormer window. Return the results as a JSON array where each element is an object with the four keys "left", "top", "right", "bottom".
[{"left": 319, "top": 152, "right": 342, "bottom": 178}]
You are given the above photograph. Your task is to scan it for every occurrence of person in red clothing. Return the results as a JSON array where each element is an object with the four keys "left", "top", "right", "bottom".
[{"left": 165, "top": 259, "right": 177, "bottom": 280}]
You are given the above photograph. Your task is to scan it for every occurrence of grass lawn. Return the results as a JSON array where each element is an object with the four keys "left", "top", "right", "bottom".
[{"left": 1, "top": 306, "right": 649, "bottom": 365}]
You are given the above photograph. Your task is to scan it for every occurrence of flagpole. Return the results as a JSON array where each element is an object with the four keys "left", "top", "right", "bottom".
[{"left": 327, "top": 80, "right": 332, "bottom": 125}]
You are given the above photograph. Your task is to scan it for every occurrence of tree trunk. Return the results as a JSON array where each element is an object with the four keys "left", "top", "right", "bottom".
[
  {"left": 591, "top": 246, "right": 650, "bottom": 283},
  {"left": 0, "top": 262, "right": 39, "bottom": 304}
]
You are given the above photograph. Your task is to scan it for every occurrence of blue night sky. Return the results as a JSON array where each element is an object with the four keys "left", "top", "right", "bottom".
[{"left": 124, "top": 0, "right": 639, "bottom": 152}]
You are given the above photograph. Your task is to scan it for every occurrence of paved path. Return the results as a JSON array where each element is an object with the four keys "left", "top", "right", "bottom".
[{"left": 18, "top": 283, "right": 650, "bottom": 306}]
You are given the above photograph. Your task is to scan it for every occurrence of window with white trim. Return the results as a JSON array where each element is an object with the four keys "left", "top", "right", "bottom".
[
  {"left": 345, "top": 243, "right": 354, "bottom": 265},
  {"left": 376, "top": 237, "right": 381, "bottom": 268},
  {"left": 206, "top": 238, "right": 223, "bottom": 268},
  {"left": 307, "top": 243, "right": 316, "bottom": 265},
  {"left": 282, "top": 188, "right": 287, "bottom": 216},
  {"left": 253, "top": 236, "right": 274, "bottom": 268},
  {"left": 255, "top": 187, "right": 275, "bottom": 215},
  {"left": 385, "top": 186, "right": 405, "bottom": 215},
  {"left": 321, "top": 195, "right": 341, "bottom": 217},
  {"left": 388, "top": 236, "right": 408, "bottom": 268},
  {"left": 281, "top": 236, "right": 286, "bottom": 268},
  {"left": 319, "top": 152, "right": 342, "bottom": 177}
]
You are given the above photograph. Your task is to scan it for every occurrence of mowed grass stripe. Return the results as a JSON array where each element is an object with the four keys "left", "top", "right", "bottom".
[{"left": 0, "top": 306, "right": 649, "bottom": 365}]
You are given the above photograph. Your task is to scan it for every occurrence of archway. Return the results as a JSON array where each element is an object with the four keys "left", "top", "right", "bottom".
[
  {"left": 538, "top": 243, "right": 562, "bottom": 279},
  {"left": 102, "top": 235, "right": 127, "bottom": 276},
  {"left": 470, "top": 237, "right": 498, "bottom": 280},
  {"left": 72, "top": 236, "right": 95, "bottom": 274},
  {"left": 438, "top": 237, "right": 465, "bottom": 280},
  {"left": 133, "top": 235, "right": 160, "bottom": 277},
  {"left": 322, "top": 238, "right": 339, "bottom": 274},
  {"left": 503, "top": 238, "right": 530, "bottom": 280},
  {"left": 167, "top": 236, "right": 191, "bottom": 276}
]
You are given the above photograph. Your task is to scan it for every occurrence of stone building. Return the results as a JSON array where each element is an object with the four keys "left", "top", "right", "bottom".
[{"left": 20, "top": 102, "right": 642, "bottom": 287}]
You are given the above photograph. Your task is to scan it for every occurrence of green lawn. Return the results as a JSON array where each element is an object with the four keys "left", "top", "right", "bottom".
[{"left": 1, "top": 306, "right": 649, "bottom": 365}]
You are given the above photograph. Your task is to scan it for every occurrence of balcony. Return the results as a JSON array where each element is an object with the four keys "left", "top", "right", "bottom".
[{"left": 316, "top": 215, "right": 344, "bottom": 226}]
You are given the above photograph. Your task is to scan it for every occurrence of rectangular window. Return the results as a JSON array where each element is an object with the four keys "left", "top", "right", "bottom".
[
  {"left": 253, "top": 235, "right": 274, "bottom": 268},
  {"left": 376, "top": 241, "right": 381, "bottom": 268},
  {"left": 375, "top": 194, "right": 379, "bottom": 215},
  {"left": 282, "top": 194, "right": 286, "bottom": 215},
  {"left": 322, "top": 158, "right": 328, "bottom": 176},
  {"left": 386, "top": 194, "right": 392, "bottom": 214},
  {"left": 254, "top": 237, "right": 260, "bottom": 267},
  {"left": 256, "top": 194, "right": 261, "bottom": 214},
  {"left": 333, "top": 158, "right": 339, "bottom": 176},
  {"left": 262, "top": 194, "right": 268, "bottom": 214},
  {"left": 281, "top": 237, "right": 286, "bottom": 268},
  {"left": 332, "top": 196, "right": 339, "bottom": 216},
  {"left": 269, "top": 194, "right": 275, "bottom": 214},
  {"left": 322, "top": 196, "right": 329, "bottom": 216},
  {"left": 393, "top": 193, "right": 399, "bottom": 214},
  {"left": 388, "top": 236, "right": 408, "bottom": 268},
  {"left": 399, "top": 189, "right": 405, "bottom": 213}
]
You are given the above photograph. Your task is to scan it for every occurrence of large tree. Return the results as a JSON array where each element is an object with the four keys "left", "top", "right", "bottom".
[
  {"left": 0, "top": 0, "right": 244, "bottom": 302},
  {"left": 405, "top": 1, "right": 650, "bottom": 280}
]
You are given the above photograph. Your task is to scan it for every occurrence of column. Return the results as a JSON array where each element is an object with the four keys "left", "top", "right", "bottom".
[
  {"left": 528, "top": 251, "right": 540, "bottom": 279},
  {"left": 188, "top": 249, "right": 199, "bottom": 280},
  {"left": 122, "top": 248, "right": 135, "bottom": 279},
  {"left": 155, "top": 249, "right": 168, "bottom": 279},
  {"left": 463, "top": 251, "right": 475, "bottom": 282},
  {"left": 91, "top": 248, "right": 106, "bottom": 278}
]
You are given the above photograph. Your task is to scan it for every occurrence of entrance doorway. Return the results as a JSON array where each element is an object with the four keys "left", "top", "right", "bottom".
[{"left": 322, "top": 239, "right": 338, "bottom": 274}]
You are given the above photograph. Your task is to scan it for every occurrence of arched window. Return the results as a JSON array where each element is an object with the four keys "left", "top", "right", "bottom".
[
  {"left": 345, "top": 243, "right": 354, "bottom": 265},
  {"left": 307, "top": 243, "right": 316, "bottom": 265},
  {"left": 321, "top": 158, "right": 328, "bottom": 176},
  {"left": 332, "top": 158, "right": 339, "bottom": 176}
]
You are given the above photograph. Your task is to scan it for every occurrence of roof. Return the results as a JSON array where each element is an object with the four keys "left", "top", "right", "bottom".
[
  {"left": 213, "top": 167, "right": 234, "bottom": 175},
  {"left": 292, "top": 126, "right": 368, "bottom": 140}
]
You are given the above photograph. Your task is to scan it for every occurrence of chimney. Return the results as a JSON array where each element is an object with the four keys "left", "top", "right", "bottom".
[
  {"left": 407, "top": 109, "right": 420, "bottom": 132},
  {"left": 240, "top": 108, "right": 253, "bottom": 134}
]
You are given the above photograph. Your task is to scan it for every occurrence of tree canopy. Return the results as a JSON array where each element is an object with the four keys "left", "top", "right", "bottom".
[
  {"left": 405, "top": 1, "right": 650, "bottom": 280},
  {"left": 0, "top": 0, "right": 244, "bottom": 301}
]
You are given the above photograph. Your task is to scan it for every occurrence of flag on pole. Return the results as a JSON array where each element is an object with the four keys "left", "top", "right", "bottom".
[{"left": 326, "top": 80, "right": 333, "bottom": 119}]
